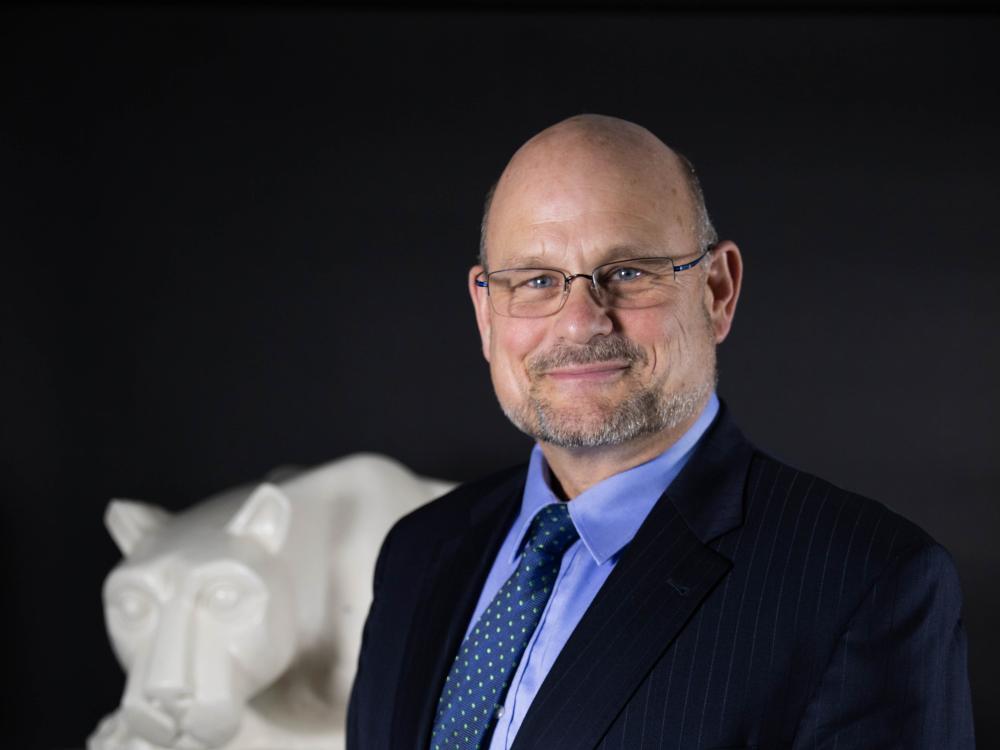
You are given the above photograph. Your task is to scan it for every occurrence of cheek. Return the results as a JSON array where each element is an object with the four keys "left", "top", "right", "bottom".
[
  {"left": 664, "top": 303, "right": 716, "bottom": 374},
  {"left": 627, "top": 304, "right": 705, "bottom": 377},
  {"left": 490, "top": 320, "right": 547, "bottom": 372},
  {"left": 623, "top": 311, "right": 677, "bottom": 371}
]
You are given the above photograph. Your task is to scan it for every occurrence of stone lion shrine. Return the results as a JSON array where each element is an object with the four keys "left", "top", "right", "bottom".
[{"left": 89, "top": 453, "right": 455, "bottom": 750}]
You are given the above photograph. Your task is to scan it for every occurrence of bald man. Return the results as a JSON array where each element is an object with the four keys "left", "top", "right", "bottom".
[{"left": 347, "top": 115, "right": 975, "bottom": 749}]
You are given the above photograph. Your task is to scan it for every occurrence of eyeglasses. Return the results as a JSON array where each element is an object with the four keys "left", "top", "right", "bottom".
[{"left": 475, "top": 246, "right": 712, "bottom": 318}]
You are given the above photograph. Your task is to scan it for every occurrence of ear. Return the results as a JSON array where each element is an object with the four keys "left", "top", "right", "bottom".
[
  {"left": 703, "top": 240, "right": 743, "bottom": 343},
  {"left": 105, "top": 500, "right": 171, "bottom": 557},
  {"left": 226, "top": 483, "right": 291, "bottom": 555},
  {"left": 468, "top": 264, "right": 493, "bottom": 361}
]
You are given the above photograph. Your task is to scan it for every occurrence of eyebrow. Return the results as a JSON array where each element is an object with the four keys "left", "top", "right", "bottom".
[
  {"left": 500, "top": 255, "right": 552, "bottom": 268},
  {"left": 499, "top": 246, "right": 653, "bottom": 270}
]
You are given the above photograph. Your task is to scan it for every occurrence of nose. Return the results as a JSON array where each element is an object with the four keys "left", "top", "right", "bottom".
[
  {"left": 143, "top": 602, "right": 193, "bottom": 716},
  {"left": 553, "top": 275, "right": 614, "bottom": 343},
  {"left": 145, "top": 683, "right": 192, "bottom": 716}
]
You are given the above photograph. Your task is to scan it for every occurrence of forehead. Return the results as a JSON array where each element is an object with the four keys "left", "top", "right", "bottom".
[{"left": 486, "top": 145, "right": 697, "bottom": 269}]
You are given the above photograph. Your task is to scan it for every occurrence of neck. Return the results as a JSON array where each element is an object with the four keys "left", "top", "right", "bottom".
[{"left": 539, "top": 403, "right": 706, "bottom": 500}]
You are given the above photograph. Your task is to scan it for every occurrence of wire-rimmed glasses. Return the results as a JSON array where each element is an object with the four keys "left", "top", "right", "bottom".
[{"left": 475, "top": 246, "right": 712, "bottom": 318}]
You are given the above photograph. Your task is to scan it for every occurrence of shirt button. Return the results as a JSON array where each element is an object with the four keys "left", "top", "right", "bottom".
[{"left": 496, "top": 705, "right": 506, "bottom": 718}]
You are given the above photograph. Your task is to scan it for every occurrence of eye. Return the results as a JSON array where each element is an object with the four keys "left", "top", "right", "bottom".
[
  {"left": 197, "top": 576, "right": 266, "bottom": 623},
  {"left": 200, "top": 580, "right": 244, "bottom": 616},
  {"left": 108, "top": 586, "right": 157, "bottom": 629},
  {"left": 520, "top": 273, "right": 561, "bottom": 290},
  {"left": 605, "top": 266, "right": 644, "bottom": 283}
]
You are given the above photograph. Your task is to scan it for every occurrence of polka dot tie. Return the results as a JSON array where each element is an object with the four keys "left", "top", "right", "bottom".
[{"left": 428, "top": 503, "right": 579, "bottom": 750}]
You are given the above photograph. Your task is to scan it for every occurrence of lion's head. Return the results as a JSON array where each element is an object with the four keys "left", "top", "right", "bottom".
[{"left": 102, "top": 483, "right": 299, "bottom": 749}]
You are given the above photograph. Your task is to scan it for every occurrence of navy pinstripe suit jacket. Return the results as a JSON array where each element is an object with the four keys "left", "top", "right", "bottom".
[{"left": 347, "top": 405, "right": 975, "bottom": 749}]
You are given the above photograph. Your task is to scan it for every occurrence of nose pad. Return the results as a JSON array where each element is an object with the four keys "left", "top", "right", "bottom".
[
  {"left": 562, "top": 274, "right": 608, "bottom": 310},
  {"left": 556, "top": 275, "right": 613, "bottom": 340},
  {"left": 564, "top": 273, "right": 598, "bottom": 296}
]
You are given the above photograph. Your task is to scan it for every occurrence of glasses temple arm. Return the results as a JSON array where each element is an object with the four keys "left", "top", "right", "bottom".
[{"left": 673, "top": 245, "right": 714, "bottom": 273}]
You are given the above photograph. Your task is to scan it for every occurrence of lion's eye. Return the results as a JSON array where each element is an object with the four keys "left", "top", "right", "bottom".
[
  {"left": 200, "top": 581, "right": 243, "bottom": 615},
  {"left": 122, "top": 593, "right": 148, "bottom": 619},
  {"left": 110, "top": 587, "right": 157, "bottom": 627}
]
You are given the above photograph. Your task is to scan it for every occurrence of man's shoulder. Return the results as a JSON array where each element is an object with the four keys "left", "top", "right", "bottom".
[{"left": 743, "top": 448, "right": 946, "bottom": 586}]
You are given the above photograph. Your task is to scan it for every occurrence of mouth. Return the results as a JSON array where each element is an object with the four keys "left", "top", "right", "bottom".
[{"left": 542, "top": 361, "right": 631, "bottom": 382}]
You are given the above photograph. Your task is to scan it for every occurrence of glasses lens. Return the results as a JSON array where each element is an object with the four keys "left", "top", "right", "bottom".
[
  {"left": 488, "top": 269, "right": 565, "bottom": 317},
  {"left": 594, "top": 258, "right": 676, "bottom": 309}
]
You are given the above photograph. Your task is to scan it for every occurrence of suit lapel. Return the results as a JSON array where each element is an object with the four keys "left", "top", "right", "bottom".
[
  {"left": 390, "top": 470, "right": 526, "bottom": 750},
  {"left": 512, "top": 406, "right": 754, "bottom": 750}
]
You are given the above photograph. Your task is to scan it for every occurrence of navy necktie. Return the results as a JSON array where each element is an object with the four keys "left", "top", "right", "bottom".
[{"left": 428, "top": 503, "right": 580, "bottom": 750}]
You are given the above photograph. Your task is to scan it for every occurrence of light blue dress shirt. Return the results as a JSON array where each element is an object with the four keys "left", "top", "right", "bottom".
[{"left": 464, "top": 392, "right": 720, "bottom": 750}]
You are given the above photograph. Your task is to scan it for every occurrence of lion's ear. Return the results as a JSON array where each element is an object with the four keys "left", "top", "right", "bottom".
[
  {"left": 226, "top": 483, "right": 291, "bottom": 555},
  {"left": 105, "top": 499, "right": 171, "bottom": 557}
]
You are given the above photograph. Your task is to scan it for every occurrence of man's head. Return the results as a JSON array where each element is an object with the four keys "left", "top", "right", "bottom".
[{"left": 469, "top": 114, "right": 742, "bottom": 456}]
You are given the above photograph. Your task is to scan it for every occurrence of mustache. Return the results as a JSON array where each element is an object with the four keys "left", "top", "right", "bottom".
[{"left": 527, "top": 335, "right": 648, "bottom": 374}]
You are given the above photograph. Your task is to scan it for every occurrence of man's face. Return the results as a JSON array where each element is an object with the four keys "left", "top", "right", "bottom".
[{"left": 470, "top": 142, "right": 721, "bottom": 450}]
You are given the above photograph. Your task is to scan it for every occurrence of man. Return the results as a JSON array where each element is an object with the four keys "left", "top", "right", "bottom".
[{"left": 347, "top": 115, "right": 975, "bottom": 749}]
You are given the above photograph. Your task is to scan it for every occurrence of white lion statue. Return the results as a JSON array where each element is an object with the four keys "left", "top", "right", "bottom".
[{"left": 89, "top": 453, "right": 455, "bottom": 750}]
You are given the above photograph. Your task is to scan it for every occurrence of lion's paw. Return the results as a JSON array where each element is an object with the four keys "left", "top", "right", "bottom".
[{"left": 87, "top": 712, "right": 161, "bottom": 750}]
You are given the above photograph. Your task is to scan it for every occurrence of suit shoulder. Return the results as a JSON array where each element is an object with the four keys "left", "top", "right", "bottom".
[{"left": 744, "top": 450, "right": 941, "bottom": 584}]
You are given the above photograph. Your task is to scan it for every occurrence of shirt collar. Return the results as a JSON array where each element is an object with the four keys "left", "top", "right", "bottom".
[{"left": 511, "top": 392, "right": 720, "bottom": 566}]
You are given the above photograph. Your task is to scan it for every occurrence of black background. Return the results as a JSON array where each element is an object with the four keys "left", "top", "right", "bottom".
[{"left": 3, "top": 6, "right": 998, "bottom": 748}]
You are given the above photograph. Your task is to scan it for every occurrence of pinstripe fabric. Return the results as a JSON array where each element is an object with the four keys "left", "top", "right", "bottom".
[{"left": 347, "top": 405, "right": 975, "bottom": 750}]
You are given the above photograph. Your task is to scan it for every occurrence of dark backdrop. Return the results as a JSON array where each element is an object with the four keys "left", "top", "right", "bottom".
[{"left": 3, "top": 7, "right": 998, "bottom": 748}]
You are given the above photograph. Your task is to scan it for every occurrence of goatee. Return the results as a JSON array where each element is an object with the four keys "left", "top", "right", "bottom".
[{"left": 499, "top": 334, "right": 716, "bottom": 449}]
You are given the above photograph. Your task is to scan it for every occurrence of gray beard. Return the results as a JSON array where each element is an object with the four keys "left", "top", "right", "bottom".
[{"left": 499, "top": 335, "right": 717, "bottom": 449}]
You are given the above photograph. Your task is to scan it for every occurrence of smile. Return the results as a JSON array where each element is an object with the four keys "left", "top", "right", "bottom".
[{"left": 542, "top": 362, "right": 631, "bottom": 382}]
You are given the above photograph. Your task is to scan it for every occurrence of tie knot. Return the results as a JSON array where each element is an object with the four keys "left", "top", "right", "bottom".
[{"left": 521, "top": 503, "right": 579, "bottom": 561}]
